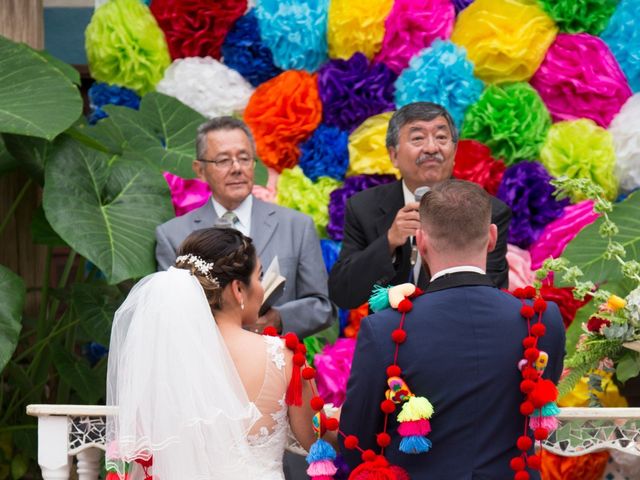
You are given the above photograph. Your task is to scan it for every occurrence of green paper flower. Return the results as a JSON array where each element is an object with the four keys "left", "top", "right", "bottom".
[
  {"left": 276, "top": 166, "right": 342, "bottom": 238},
  {"left": 461, "top": 82, "right": 551, "bottom": 165},
  {"left": 85, "top": 0, "right": 171, "bottom": 95},
  {"left": 537, "top": 0, "right": 618, "bottom": 35},
  {"left": 541, "top": 119, "right": 618, "bottom": 201}
]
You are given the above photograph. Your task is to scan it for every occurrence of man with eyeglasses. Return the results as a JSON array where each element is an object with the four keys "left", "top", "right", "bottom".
[{"left": 155, "top": 116, "right": 336, "bottom": 337}]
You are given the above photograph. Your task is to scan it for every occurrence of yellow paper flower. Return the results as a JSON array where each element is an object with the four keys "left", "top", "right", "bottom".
[
  {"left": 327, "top": 0, "right": 393, "bottom": 60},
  {"left": 347, "top": 112, "right": 400, "bottom": 178},
  {"left": 559, "top": 370, "right": 628, "bottom": 408},
  {"left": 607, "top": 295, "right": 627, "bottom": 311},
  {"left": 451, "top": 0, "right": 557, "bottom": 84}
]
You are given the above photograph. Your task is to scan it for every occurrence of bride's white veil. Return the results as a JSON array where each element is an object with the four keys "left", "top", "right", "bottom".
[{"left": 106, "top": 267, "right": 262, "bottom": 479}]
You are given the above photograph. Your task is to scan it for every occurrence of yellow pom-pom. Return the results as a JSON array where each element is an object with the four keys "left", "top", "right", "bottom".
[
  {"left": 347, "top": 112, "right": 400, "bottom": 178},
  {"left": 607, "top": 295, "right": 627, "bottom": 311},
  {"left": 397, "top": 395, "right": 434, "bottom": 422},
  {"left": 451, "top": 0, "right": 557, "bottom": 83}
]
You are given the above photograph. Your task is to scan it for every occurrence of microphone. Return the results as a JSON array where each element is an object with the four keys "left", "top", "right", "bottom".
[
  {"left": 410, "top": 186, "right": 430, "bottom": 267},
  {"left": 414, "top": 186, "right": 430, "bottom": 203}
]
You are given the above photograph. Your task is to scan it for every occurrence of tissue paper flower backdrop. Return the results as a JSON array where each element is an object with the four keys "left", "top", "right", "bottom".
[
  {"left": 314, "top": 338, "right": 356, "bottom": 407},
  {"left": 497, "top": 162, "right": 568, "bottom": 249},
  {"left": 88, "top": 82, "right": 140, "bottom": 124},
  {"left": 453, "top": 139, "right": 505, "bottom": 195},
  {"left": 327, "top": 0, "right": 393, "bottom": 60},
  {"left": 156, "top": 57, "right": 254, "bottom": 118},
  {"left": 347, "top": 112, "right": 399, "bottom": 177},
  {"left": 452, "top": 0, "right": 474, "bottom": 13},
  {"left": 317, "top": 53, "right": 396, "bottom": 133},
  {"left": 529, "top": 200, "right": 599, "bottom": 270},
  {"left": 541, "top": 119, "right": 618, "bottom": 201},
  {"left": 530, "top": 33, "right": 632, "bottom": 128},
  {"left": 374, "top": 0, "right": 455, "bottom": 74},
  {"left": 601, "top": 0, "right": 640, "bottom": 93},
  {"left": 150, "top": 0, "right": 246, "bottom": 60},
  {"left": 163, "top": 172, "right": 210, "bottom": 217},
  {"left": 536, "top": 0, "right": 618, "bottom": 35},
  {"left": 299, "top": 124, "right": 349, "bottom": 182},
  {"left": 540, "top": 283, "right": 592, "bottom": 329},
  {"left": 244, "top": 70, "right": 322, "bottom": 172},
  {"left": 255, "top": 0, "right": 329, "bottom": 72},
  {"left": 220, "top": 10, "right": 282, "bottom": 87},
  {"left": 609, "top": 94, "right": 640, "bottom": 192},
  {"left": 507, "top": 244, "right": 536, "bottom": 291},
  {"left": 252, "top": 167, "right": 280, "bottom": 204},
  {"left": 450, "top": 0, "right": 557, "bottom": 83},
  {"left": 394, "top": 40, "right": 484, "bottom": 127},
  {"left": 461, "top": 82, "right": 551, "bottom": 165},
  {"left": 276, "top": 166, "right": 342, "bottom": 237},
  {"left": 85, "top": 0, "right": 170, "bottom": 95},
  {"left": 320, "top": 239, "right": 341, "bottom": 274},
  {"left": 327, "top": 174, "right": 396, "bottom": 241}
]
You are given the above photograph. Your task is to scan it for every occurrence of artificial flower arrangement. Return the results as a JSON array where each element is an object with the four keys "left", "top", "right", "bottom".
[{"left": 535, "top": 177, "right": 640, "bottom": 401}]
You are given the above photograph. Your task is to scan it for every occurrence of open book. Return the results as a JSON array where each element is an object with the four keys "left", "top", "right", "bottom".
[{"left": 260, "top": 256, "right": 286, "bottom": 316}]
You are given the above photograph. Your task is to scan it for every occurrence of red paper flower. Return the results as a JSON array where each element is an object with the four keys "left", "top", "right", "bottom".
[
  {"left": 540, "top": 283, "right": 592, "bottom": 329},
  {"left": 150, "top": 0, "right": 247, "bottom": 60},
  {"left": 453, "top": 139, "right": 506, "bottom": 195},
  {"left": 586, "top": 316, "right": 611, "bottom": 333}
]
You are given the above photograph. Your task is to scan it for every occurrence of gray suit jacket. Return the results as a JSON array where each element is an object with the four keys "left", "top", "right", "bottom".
[{"left": 155, "top": 198, "right": 336, "bottom": 337}]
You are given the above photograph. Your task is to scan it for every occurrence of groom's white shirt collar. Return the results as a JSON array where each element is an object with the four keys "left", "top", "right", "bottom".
[
  {"left": 211, "top": 194, "right": 252, "bottom": 237},
  {"left": 430, "top": 266, "right": 486, "bottom": 282}
]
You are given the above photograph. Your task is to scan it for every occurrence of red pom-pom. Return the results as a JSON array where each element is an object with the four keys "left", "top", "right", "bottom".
[
  {"left": 516, "top": 435, "right": 533, "bottom": 451},
  {"left": 520, "top": 380, "right": 535, "bottom": 394},
  {"left": 510, "top": 457, "right": 526, "bottom": 471},
  {"left": 376, "top": 432, "right": 391, "bottom": 447},
  {"left": 524, "top": 286, "right": 537, "bottom": 299},
  {"left": 529, "top": 379, "right": 558, "bottom": 408},
  {"left": 514, "top": 471, "right": 530, "bottom": 480},
  {"left": 522, "top": 367, "right": 539, "bottom": 380},
  {"left": 527, "top": 454, "right": 542, "bottom": 470},
  {"left": 513, "top": 288, "right": 525, "bottom": 299},
  {"left": 520, "top": 401, "right": 534, "bottom": 416},
  {"left": 380, "top": 399, "right": 396, "bottom": 414},
  {"left": 389, "top": 465, "right": 411, "bottom": 480},
  {"left": 524, "top": 348, "right": 540, "bottom": 362},
  {"left": 310, "top": 396, "right": 324, "bottom": 411},
  {"left": 391, "top": 329, "right": 407, "bottom": 344},
  {"left": 262, "top": 326, "right": 278, "bottom": 336},
  {"left": 410, "top": 287, "right": 424, "bottom": 298},
  {"left": 534, "top": 427, "right": 548, "bottom": 440},
  {"left": 530, "top": 323, "right": 546, "bottom": 337},
  {"left": 533, "top": 298, "right": 547, "bottom": 313},
  {"left": 302, "top": 367, "right": 316, "bottom": 380},
  {"left": 397, "top": 298, "right": 413, "bottom": 313},
  {"left": 284, "top": 332, "right": 299, "bottom": 350},
  {"left": 293, "top": 353, "right": 306, "bottom": 367},
  {"left": 296, "top": 343, "right": 307, "bottom": 355},
  {"left": 522, "top": 336, "right": 536, "bottom": 349},
  {"left": 386, "top": 365, "right": 402, "bottom": 377},
  {"left": 362, "top": 449, "right": 377, "bottom": 462},
  {"left": 344, "top": 435, "right": 359, "bottom": 449},
  {"left": 520, "top": 305, "right": 535, "bottom": 319},
  {"left": 326, "top": 417, "right": 339, "bottom": 431}
]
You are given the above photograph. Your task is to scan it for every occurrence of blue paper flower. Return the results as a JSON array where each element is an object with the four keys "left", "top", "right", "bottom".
[
  {"left": 320, "top": 238, "right": 341, "bottom": 274},
  {"left": 255, "top": 0, "right": 329, "bottom": 72},
  {"left": 299, "top": 125, "right": 349, "bottom": 182},
  {"left": 83, "top": 342, "right": 108, "bottom": 367},
  {"left": 88, "top": 82, "right": 141, "bottom": 124},
  {"left": 395, "top": 40, "right": 484, "bottom": 127},
  {"left": 601, "top": 0, "right": 640, "bottom": 92},
  {"left": 221, "top": 10, "right": 282, "bottom": 87}
]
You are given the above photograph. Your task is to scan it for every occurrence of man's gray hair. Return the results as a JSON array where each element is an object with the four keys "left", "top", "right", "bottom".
[
  {"left": 386, "top": 102, "right": 459, "bottom": 149},
  {"left": 196, "top": 117, "right": 256, "bottom": 159}
]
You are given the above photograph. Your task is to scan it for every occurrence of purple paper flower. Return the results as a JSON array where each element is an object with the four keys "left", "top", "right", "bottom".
[
  {"left": 497, "top": 162, "right": 568, "bottom": 249},
  {"left": 328, "top": 174, "right": 396, "bottom": 240},
  {"left": 452, "top": 0, "right": 475, "bottom": 13},
  {"left": 299, "top": 124, "right": 349, "bottom": 181},
  {"left": 318, "top": 53, "right": 397, "bottom": 132}
]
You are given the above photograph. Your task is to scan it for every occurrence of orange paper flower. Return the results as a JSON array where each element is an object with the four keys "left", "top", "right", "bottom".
[
  {"left": 244, "top": 70, "right": 322, "bottom": 172},
  {"left": 541, "top": 451, "right": 609, "bottom": 480}
]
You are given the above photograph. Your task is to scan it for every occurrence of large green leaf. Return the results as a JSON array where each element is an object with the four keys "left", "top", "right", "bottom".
[
  {"left": 2, "top": 133, "right": 56, "bottom": 185},
  {"left": 51, "top": 345, "right": 104, "bottom": 404},
  {"left": 43, "top": 136, "right": 174, "bottom": 284},
  {"left": 0, "top": 36, "right": 82, "bottom": 140},
  {"left": 30, "top": 206, "right": 66, "bottom": 246},
  {"left": 561, "top": 191, "right": 640, "bottom": 286},
  {"left": 32, "top": 50, "right": 80, "bottom": 86},
  {"left": 0, "top": 136, "right": 19, "bottom": 176},
  {"left": 0, "top": 265, "right": 25, "bottom": 372},
  {"left": 71, "top": 283, "right": 123, "bottom": 346}
]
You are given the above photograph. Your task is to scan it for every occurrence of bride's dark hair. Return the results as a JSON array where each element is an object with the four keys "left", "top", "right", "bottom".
[{"left": 175, "top": 227, "right": 256, "bottom": 309}]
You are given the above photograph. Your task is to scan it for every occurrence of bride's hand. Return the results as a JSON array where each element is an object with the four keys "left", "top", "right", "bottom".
[{"left": 244, "top": 308, "right": 282, "bottom": 334}]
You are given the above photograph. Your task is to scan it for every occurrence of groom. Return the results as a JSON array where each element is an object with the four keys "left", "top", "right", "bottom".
[{"left": 340, "top": 180, "right": 565, "bottom": 478}]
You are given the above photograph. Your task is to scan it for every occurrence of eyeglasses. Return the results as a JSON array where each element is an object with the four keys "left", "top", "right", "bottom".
[{"left": 198, "top": 156, "right": 255, "bottom": 170}]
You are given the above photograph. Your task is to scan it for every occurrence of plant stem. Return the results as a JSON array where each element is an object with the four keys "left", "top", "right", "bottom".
[
  {"left": 0, "top": 178, "right": 33, "bottom": 237},
  {"left": 36, "top": 246, "right": 53, "bottom": 338},
  {"left": 47, "top": 250, "right": 77, "bottom": 322}
]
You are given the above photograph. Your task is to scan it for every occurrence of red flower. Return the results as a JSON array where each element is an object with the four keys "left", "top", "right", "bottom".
[
  {"left": 453, "top": 140, "right": 506, "bottom": 195},
  {"left": 586, "top": 316, "right": 611, "bottom": 333},
  {"left": 540, "top": 283, "right": 592, "bottom": 329}
]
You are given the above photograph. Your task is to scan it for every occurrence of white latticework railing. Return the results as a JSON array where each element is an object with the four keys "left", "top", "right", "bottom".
[{"left": 27, "top": 405, "right": 640, "bottom": 479}]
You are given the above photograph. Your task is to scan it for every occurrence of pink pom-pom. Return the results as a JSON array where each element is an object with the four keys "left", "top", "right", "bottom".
[
  {"left": 163, "top": 172, "right": 210, "bottom": 216},
  {"left": 397, "top": 418, "right": 431, "bottom": 436},
  {"left": 529, "top": 415, "right": 558, "bottom": 431},
  {"left": 306, "top": 460, "right": 338, "bottom": 477}
]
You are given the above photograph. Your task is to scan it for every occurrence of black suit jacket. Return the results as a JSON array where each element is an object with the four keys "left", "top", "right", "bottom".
[
  {"left": 329, "top": 180, "right": 511, "bottom": 309},
  {"left": 339, "top": 272, "right": 566, "bottom": 479}
]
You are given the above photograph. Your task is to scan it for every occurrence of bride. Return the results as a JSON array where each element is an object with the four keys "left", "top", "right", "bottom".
[{"left": 106, "top": 227, "right": 317, "bottom": 479}]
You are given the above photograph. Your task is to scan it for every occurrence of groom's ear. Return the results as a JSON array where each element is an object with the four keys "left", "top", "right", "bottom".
[{"left": 416, "top": 228, "right": 428, "bottom": 259}]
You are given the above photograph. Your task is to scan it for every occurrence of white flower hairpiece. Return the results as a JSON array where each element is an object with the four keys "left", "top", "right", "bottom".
[{"left": 176, "top": 254, "right": 220, "bottom": 287}]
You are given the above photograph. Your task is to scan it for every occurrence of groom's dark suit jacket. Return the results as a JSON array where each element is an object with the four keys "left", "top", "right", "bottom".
[
  {"left": 329, "top": 180, "right": 511, "bottom": 309},
  {"left": 340, "top": 272, "right": 565, "bottom": 479}
]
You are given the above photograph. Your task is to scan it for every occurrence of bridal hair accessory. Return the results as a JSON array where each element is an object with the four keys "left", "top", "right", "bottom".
[{"left": 175, "top": 253, "right": 219, "bottom": 285}]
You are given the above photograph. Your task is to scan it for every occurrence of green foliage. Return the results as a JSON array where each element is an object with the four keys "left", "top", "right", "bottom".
[
  {"left": 616, "top": 351, "right": 640, "bottom": 384},
  {"left": 0, "top": 266, "right": 25, "bottom": 372}
]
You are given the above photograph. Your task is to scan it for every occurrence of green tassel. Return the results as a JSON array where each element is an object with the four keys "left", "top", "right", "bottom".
[
  {"left": 397, "top": 395, "right": 434, "bottom": 422},
  {"left": 369, "top": 284, "right": 390, "bottom": 312}
]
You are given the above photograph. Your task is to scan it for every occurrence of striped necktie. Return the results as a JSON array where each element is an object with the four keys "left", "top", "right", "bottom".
[{"left": 221, "top": 211, "right": 239, "bottom": 228}]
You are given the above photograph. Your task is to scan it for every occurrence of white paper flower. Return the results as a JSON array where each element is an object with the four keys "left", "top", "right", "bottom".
[
  {"left": 156, "top": 57, "right": 254, "bottom": 118},
  {"left": 609, "top": 93, "right": 640, "bottom": 192}
]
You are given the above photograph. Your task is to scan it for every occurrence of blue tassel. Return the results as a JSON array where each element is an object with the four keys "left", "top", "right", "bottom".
[
  {"left": 306, "top": 438, "right": 336, "bottom": 463},
  {"left": 399, "top": 435, "right": 432, "bottom": 454},
  {"left": 369, "top": 284, "right": 390, "bottom": 312}
]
